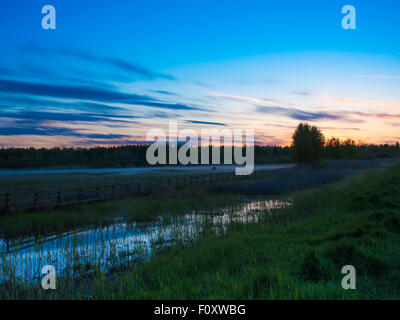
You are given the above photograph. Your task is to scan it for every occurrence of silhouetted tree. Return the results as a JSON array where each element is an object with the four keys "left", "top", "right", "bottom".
[
  {"left": 291, "top": 123, "right": 325, "bottom": 166},
  {"left": 342, "top": 139, "right": 358, "bottom": 158},
  {"left": 326, "top": 137, "right": 343, "bottom": 159}
]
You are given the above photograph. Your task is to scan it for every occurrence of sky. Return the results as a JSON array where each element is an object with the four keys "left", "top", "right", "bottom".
[{"left": 0, "top": 0, "right": 399, "bottom": 147}]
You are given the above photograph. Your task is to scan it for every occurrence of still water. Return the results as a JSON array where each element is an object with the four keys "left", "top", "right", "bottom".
[{"left": 0, "top": 199, "right": 290, "bottom": 283}]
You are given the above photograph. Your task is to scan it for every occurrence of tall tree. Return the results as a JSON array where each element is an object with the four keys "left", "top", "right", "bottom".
[{"left": 291, "top": 123, "right": 325, "bottom": 165}]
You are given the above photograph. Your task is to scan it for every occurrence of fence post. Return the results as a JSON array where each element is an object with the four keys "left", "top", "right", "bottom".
[
  {"left": 96, "top": 187, "right": 99, "bottom": 199},
  {"left": 112, "top": 185, "right": 115, "bottom": 197},
  {"left": 78, "top": 188, "right": 82, "bottom": 201},
  {"left": 33, "top": 192, "right": 38, "bottom": 207},
  {"left": 57, "top": 191, "right": 61, "bottom": 205},
  {"left": 125, "top": 184, "right": 128, "bottom": 194}
]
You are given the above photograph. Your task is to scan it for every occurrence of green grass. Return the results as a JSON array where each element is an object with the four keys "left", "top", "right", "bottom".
[
  {"left": 0, "top": 169, "right": 216, "bottom": 193},
  {"left": 2, "top": 159, "right": 393, "bottom": 239},
  {"left": 3, "top": 163, "right": 400, "bottom": 299}
]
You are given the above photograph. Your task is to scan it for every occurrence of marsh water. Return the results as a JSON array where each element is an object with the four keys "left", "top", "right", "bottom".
[{"left": 0, "top": 199, "right": 290, "bottom": 284}]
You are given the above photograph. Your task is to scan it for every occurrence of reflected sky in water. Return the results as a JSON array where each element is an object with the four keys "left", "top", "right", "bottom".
[{"left": 0, "top": 199, "right": 290, "bottom": 283}]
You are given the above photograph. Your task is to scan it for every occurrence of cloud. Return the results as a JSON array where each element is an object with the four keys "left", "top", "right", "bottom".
[
  {"left": 76, "top": 102, "right": 129, "bottom": 114},
  {"left": 0, "top": 79, "right": 149, "bottom": 102},
  {"left": 0, "top": 63, "right": 125, "bottom": 88},
  {"left": 0, "top": 79, "right": 202, "bottom": 111},
  {"left": 21, "top": 43, "right": 176, "bottom": 81},
  {"left": 84, "top": 133, "right": 132, "bottom": 139},
  {"left": 145, "top": 111, "right": 182, "bottom": 119},
  {"left": 0, "top": 111, "right": 137, "bottom": 123},
  {"left": 384, "top": 122, "right": 400, "bottom": 127},
  {"left": 321, "top": 126, "right": 360, "bottom": 131},
  {"left": 256, "top": 104, "right": 400, "bottom": 123},
  {"left": 185, "top": 120, "right": 227, "bottom": 126},
  {"left": 150, "top": 90, "right": 179, "bottom": 96},
  {"left": 256, "top": 105, "right": 343, "bottom": 121},
  {"left": 348, "top": 111, "right": 400, "bottom": 120},
  {"left": 212, "top": 92, "right": 282, "bottom": 106},
  {"left": 331, "top": 97, "right": 400, "bottom": 109},
  {"left": 254, "top": 138, "right": 286, "bottom": 146},
  {"left": 75, "top": 139, "right": 150, "bottom": 146},
  {"left": 264, "top": 123, "right": 296, "bottom": 129},
  {"left": 0, "top": 95, "right": 131, "bottom": 115},
  {"left": 0, "top": 126, "right": 131, "bottom": 139},
  {"left": 134, "top": 101, "right": 201, "bottom": 111}
]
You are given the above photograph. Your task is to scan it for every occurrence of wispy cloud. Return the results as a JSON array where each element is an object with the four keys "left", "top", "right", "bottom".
[
  {"left": 0, "top": 111, "right": 137, "bottom": 123},
  {"left": 256, "top": 104, "right": 400, "bottom": 123},
  {"left": 384, "top": 122, "right": 400, "bottom": 127},
  {"left": 256, "top": 105, "right": 344, "bottom": 121},
  {"left": 321, "top": 126, "right": 360, "bottom": 131},
  {"left": 348, "top": 111, "right": 400, "bottom": 120},
  {"left": 0, "top": 79, "right": 202, "bottom": 111},
  {"left": 150, "top": 90, "right": 179, "bottom": 96},
  {"left": 331, "top": 97, "right": 400, "bottom": 109},
  {"left": 0, "top": 125, "right": 132, "bottom": 139},
  {"left": 21, "top": 43, "right": 176, "bottom": 81},
  {"left": 185, "top": 120, "right": 227, "bottom": 126},
  {"left": 211, "top": 92, "right": 282, "bottom": 106}
]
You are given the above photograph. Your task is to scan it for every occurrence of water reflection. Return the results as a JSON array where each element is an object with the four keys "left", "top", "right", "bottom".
[{"left": 0, "top": 199, "right": 290, "bottom": 283}]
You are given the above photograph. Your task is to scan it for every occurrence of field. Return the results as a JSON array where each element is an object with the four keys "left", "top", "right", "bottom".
[
  {"left": 0, "top": 158, "right": 399, "bottom": 299},
  {"left": 0, "top": 164, "right": 294, "bottom": 213}
]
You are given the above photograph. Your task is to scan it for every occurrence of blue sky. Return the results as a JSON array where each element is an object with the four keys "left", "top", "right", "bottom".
[{"left": 1, "top": 0, "right": 400, "bottom": 147}]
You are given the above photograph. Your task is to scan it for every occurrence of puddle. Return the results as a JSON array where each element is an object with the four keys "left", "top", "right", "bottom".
[{"left": 0, "top": 199, "right": 290, "bottom": 284}]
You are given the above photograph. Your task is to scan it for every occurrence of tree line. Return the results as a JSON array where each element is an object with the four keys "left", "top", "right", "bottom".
[
  {"left": 0, "top": 125, "right": 398, "bottom": 168},
  {"left": 291, "top": 123, "right": 400, "bottom": 165},
  {"left": 0, "top": 145, "right": 292, "bottom": 169}
]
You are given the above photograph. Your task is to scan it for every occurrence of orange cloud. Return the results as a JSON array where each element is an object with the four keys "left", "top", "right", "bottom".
[
  {"left": 331, "top": 97, "right": 400, "bottom": 109},
  {"left": 348, "top": 111, "right": 400, "bottom": 120}
]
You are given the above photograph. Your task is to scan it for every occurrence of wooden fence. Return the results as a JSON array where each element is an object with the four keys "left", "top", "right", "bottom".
[{"left": 0, "top": 169, "right": 268, "bottom": 214}]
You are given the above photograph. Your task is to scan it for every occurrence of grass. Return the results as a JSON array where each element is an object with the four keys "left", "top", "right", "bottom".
[
  {"left": 212, "top": 158, "right": 397, "bottom": 195},
  {"left": 0, "top": 168, "right": 217, "bottom": 193},
  {"left": 1, "top": 159, "right": 391, "bottom": 239},
  {"left": 2, "top": 161, "right": 400, "bottom": 299},
  {"left": 0, "top": 187, "right": 246, "bottom": 239}
]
